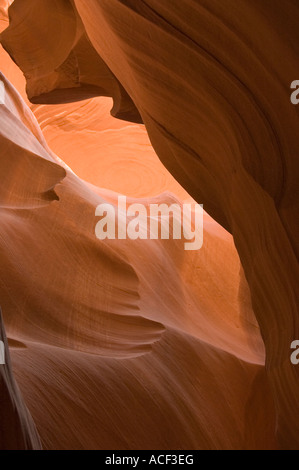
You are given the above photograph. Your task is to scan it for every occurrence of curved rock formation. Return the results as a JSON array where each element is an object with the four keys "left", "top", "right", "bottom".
[
  {"left": 1, "top": 0, "right": 141, "bottom": 122},
  {"left": 0, "top": 0, "right": 298, "bottom": 449},
  {"left": 72, "top": 0, "right": 299, "bottom": 448},
  {"left": 31, "top": 97, "right": 191, "bottom": 200},
  {"left": 0, "top": 70, "right": 274, "bottom": 449}
]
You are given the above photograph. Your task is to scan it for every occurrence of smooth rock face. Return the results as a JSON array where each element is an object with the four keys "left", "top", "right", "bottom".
[
  {"left": 1, "top": 0, "right": 142, "bottom": 122},
  {"left": 0, "top": 70, "right": 273, "bottom": 450},
  {"left": 0, "top": 0, "right": 298, "bottom": 450}
]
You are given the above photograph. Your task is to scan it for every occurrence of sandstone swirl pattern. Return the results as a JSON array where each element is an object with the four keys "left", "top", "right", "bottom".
[{"left": 0, "top": 0, "right": 298, "bottom": 449}]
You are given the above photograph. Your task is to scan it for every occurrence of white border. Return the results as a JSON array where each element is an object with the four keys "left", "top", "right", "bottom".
[{"left": 0, "top": 80, "right": 5, "bottom": 105}]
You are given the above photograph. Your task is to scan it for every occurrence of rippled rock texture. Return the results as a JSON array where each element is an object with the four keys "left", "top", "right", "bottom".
[{"left": 0, "top": 0, "right": 298, "bottom": 450}]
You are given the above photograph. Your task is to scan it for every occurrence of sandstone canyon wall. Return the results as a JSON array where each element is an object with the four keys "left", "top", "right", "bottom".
[{"left": 0, "top": 0, "right": 298, "bottom": 450}]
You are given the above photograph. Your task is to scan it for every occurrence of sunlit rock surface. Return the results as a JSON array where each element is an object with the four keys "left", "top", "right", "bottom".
[{"left": 0, "top": 0, "right": 298, "bottom": 450}]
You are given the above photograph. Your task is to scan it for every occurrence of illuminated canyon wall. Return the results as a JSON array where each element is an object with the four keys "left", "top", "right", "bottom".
[{"left": 0, "top": 0, "right": 298, "bottom": 450}]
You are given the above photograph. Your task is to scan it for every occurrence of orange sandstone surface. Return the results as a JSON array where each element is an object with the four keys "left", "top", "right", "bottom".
[{"left": 0, "top": 0, "right": 298, "bottom": 450}]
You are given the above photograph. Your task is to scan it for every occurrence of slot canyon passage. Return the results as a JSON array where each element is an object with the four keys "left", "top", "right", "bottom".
[{"left": 0, "top": 0, "right": 298, "bottom": 450}]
